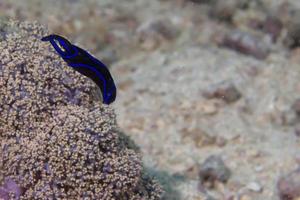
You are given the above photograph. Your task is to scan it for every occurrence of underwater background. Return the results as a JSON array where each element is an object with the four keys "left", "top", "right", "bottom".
[{"left": 1, "top": 0, "right": 300, "bottom": 199}]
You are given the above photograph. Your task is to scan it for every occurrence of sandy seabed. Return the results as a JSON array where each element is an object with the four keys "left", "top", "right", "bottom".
[{"left": 1, "top": 0, "right": 300, "bottom": 199}]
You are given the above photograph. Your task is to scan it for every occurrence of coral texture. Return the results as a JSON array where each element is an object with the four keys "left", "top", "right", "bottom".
[{"left": 0, "top": 21, "right": 162, "bottom": 200}]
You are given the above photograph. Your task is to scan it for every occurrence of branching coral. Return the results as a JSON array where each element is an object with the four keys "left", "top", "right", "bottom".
[{"left": 0, "top": 21, "right": 162, "bottom": 199}]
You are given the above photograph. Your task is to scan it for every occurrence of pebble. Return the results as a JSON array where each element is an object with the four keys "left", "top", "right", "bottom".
[
  {"left": 254, "top": 165, "right": 264, "bottom": 172},
  {"left": 263, "top": 16, "right": 283, "bottom": 42},
  {"left": 239, "top": 195, "right": 252, "bottom": 200},
  {"left": 277, "top": 168, "right": 300, "bottom": 200},
  {"left": 284, "top": 11, "right": 300, "bottom": 48},
  {"left": 196, "top": 100, "right": 219, "bottom": 115},
  {"left": 246, "top": 149, "right": 261, "bottom": 158},
  {"left": 281, "top": 109, "right": 299, "bottom": 126},
  {"left": 181, "top": 127, "right": 216, "bottom": 148},
  {"left": 199, "top": 155, "right": 231, "bottom": 187},
  {"left": 186, "top": 0, "right": 211, "bottom": 4},
  {"left": 294, "top": 124, "right": 300, "bottom": 137},
  {"left": 292, "top": 98, "right": 300, "bottom": 115},
  {"left": 221, "top": 30, "right": 270, "bottom": 60},
  {"left": 203, "top": 82, "right": 242, "bottom": 103},
  {"left": 246, "top": 182, "right": 263, "bottom": 193},
  {"left": 99, "top": 48, "right": 118, "bottom": 65},
  {"left": 209, "top": 0, "right": 238, "bottom": 22},
  {"left": 136, "top": 18, "right": 179, "bottom": 50},
  {"left": 280, "top": 99, "right": 300, "bottom": 126}
]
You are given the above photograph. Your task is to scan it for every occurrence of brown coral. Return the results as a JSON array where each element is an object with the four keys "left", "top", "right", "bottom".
[{"left": 0, "top": 21, "right": 162, "bottom": 199}]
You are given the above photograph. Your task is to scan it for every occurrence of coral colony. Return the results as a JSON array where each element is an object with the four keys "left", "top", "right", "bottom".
[{"left": 0, "top": 21, "right": 162, "bottom": 199}]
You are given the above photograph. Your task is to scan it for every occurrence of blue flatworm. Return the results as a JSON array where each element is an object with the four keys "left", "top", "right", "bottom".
[{"left": 41, "top": 34, "right": 116, "bottom": 105}]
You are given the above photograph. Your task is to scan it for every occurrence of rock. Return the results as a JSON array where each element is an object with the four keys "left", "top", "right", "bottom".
[
  {"left": 196, "top": 100, "right": 219, "bottom": 115},
  {"left": 292, "top": 98, "right": 300, "bottom": 115},
  {"left": 215, "top": 136, "right": 227, "bottom": 147},
  {"left": 239, "top": 195, "right": 252, "bottom": 200},
  {"left": 181, "top": 127, "right": 217, "bottom": 147},
  {"left": 187, "top": 0, "right": 213, "bottom": 4},
  {"left": 295, "top": 124, "right": 300, "bottom": 137},
  {"left": 277, "top": 168, "right": 300, "bottom": 200},
  {"left": 202, "top": 82, "right": 242, "bottom": 103},
  {"left": 243, "top": 13, "right": 281, "bottom": 42},
  {"left": 284, "top": 10, "right": 300, "bottom": 48},
  {"left": 136, "top": 18, "right": 179, "bottom": 50},
  {"left": 254, "top": 165, "right": 264, "bottom": 172},
  {"left": 221, "top": 30, "right": 270, "bottom": 60},
  {"left": 285, "top": 26, "right": 300, "bottom": 49},
  {"left": 118, "top": 79, "right": 134, "bottom": 91},
  {"left": 289, "top": 47, "right": 300, "bottom": 63},
  {"left": 199, "top": 155, "right": 231, "bottom": 187},
  {"left": 209, "top": 0, "right": 238, "bottom": 22},
  {"left": 295, "top": 155, "right": 300, "bottom": 165},
  {"left": 281, "top": 98, "right": 300, "bottom": 126},
  {"left": 263, "top": 16, "right": 283, "bottom": 42},
  {"left": 99, "top": 48, "right": 118, "bottom": 66},
  {"left": 246, "top": 182, "right": 263, "bottom": 193},
  {"left": 281, "top": 109, "right": 299, "bottom": 126},
  {"left": 206, "top": 195, "right": 217, "bottom": 200},
  {"left": 246, "top": 149, "right": 262, "bottom": 158},
  {"left": 184, "top": 164, "right": 200, "bottom": 180}
]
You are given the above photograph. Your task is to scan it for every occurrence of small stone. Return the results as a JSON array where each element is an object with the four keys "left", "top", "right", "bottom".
[
  {"left": 184, "top": 164, "right": 200, "bottom": 180},
  {"left": 225, "top": 193, "right": 235, "bottom": 200},
  {"left": 199, "top": 155, "right": 231, "bottom": 187},
  {"left": 254, "top": 165, "right": 264, "bottom": 172},
  {"left": 246, "top": 182, "right": 263, "bottom": 193},
  {"left": 99, "top": 48, "right": 118, "bottom": 65},
  {"left": 294, "top": 124, "right": 300, "bottom": 137},
  {"left": 118, "top": 79, "right": 134, "bottom": 91},
  {"left": 136, "top": 18, "right": 179, "bottom": 50},
  {"left": 196, "top": 100, "right": 219, "bottom": 115},
  {"left": 209, "top": 0, "right": 238, "bottom": 22},
  {"left": 281, "top": 109, "right": 299, "bottom": 126},
  {"left": 181, "top": 127, "right": 216, "bottom": 147},
  {"left": 281, "top": 98, "right": 300, "bottom": 126},
  {"left": 246, "top": 149, "right": 261, "bottom": 158},
  {"left": 295, "top": 155, "right": 300, "bottom": 165},
  {"left": 263, "top": 16, "right": 283, "bottom": 42},
  {"left": 221, "top": 30, "right": 270, "bottom": 60},
  {"left": 203, "top": 82, "right": 242, "bottom": 103},
  {"left": 215, "top": 136, "right": 227, "bottom": 147},
  {"left": 239, "top": 194, "right": 252, "bottom": 200},
  {"left": 292, "top": 99, "right": 300, "bottom": 115},
  {"left": 290, "top": 48, "right": 300, "bottom": 63},
  {"left": 187, "top": 0, "right": 211, "bottom": 4},
  {"left": 284, "top": 11, "right": 300, "bottom": 48},
  {"left": 277, "top": 168, "right": 300, "bottom": 200}
]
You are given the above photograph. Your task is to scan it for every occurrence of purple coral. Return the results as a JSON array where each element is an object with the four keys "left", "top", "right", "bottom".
[
  {"left": 0, "top": 178, "right": 22, "bottom": 200},
  {"left": 0, "top": 21, "right": 162, "bottom": 199}
]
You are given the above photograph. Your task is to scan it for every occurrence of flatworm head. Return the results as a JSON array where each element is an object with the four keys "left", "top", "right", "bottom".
[
  {"left": 42, "top": 34, "right": 117, "bottom": 104},
  {"left": 41, "top": 34, "right": 78, "bottom": 59}
]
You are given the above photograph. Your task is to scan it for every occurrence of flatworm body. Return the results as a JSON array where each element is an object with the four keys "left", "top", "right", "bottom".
[{"left": 41, "top": 34, "right": 116, "bottom": 104}]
